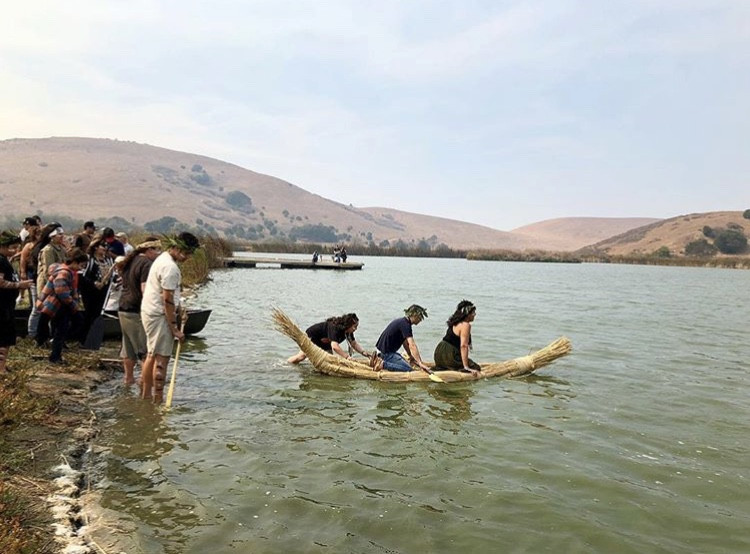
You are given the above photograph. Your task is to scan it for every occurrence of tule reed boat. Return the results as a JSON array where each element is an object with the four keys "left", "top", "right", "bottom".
[{"left": 272, "top": 308, "right": 572, "bottom": 383}]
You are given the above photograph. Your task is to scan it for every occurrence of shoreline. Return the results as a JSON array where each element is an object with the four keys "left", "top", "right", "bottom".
[{"left": 1, "top": 338, "right": 122, "bottom": 554}]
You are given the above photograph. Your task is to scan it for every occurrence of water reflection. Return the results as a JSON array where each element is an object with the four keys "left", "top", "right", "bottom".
[{"left": 426, "top": 386, "right": 475, "bottom": 422}]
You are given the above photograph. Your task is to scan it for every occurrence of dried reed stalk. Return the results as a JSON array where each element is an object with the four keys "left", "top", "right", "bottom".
[{"left": 272, "top": 307, "right": 571, "bottom": 383}]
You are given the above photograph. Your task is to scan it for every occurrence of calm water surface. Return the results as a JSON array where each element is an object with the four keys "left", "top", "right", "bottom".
[{"left": 90, "top": 256, "right": 750, "bottom": 553}]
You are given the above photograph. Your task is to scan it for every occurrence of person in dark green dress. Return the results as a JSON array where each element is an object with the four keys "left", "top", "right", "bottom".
[{"left": 433, "top": 300, "right": 481, "bottom": 375}]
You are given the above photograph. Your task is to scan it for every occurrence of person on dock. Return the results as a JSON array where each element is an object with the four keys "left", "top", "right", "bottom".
[
  {"left": 433, "top": 300, "right": 481, "bottom": 375},
  {"left": 287, "top": 313, "right": 370, "bottom": 364},
  {"left": 371, "top": 304, "right": 432, "bottom": 373},
  {"left": 0, "top": 231, "right": 34, "bottom": 373},
  {"left": 140, "top": 232, "right": 200, "bottom": 403},
  {"left": 117, "top": 238, "right": 162, "bottom": 386}
]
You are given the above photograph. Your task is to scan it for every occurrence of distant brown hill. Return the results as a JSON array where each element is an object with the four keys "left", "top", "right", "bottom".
[
  {"left": 581, "top": 211, "right": 749, "bottom": 257},
  {"left": 0, "top": 137, "right": 653, "bottom": 251},
  {"left": 512, "top": 217, "right": 661, "bottom": 251}
]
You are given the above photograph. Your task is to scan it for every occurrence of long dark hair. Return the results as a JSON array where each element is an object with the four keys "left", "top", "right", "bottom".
[
  {"left": 328, "top": 313, "right": 359, "bottom": 330},
  {"left": 446, "top": 300, "right": 476, "bottom": 327}
]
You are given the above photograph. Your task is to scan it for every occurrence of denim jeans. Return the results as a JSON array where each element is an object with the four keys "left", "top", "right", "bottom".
[{"left": 381, "top": 351, "right": 413, "bottom": 372}]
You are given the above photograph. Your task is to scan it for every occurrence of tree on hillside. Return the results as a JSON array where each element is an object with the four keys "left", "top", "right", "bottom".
[
  {"left": 289, "top": 223, "right": 340, "bottom": 243},
  {"left": 743, "top": 209, "right": 750, "bottom": 220},
  {"left": 714, "top": 229, "right": 748, "bottom": 254},
  {"left": 145, "top": 216, "right": 179, "bottom": 234},
  {"left": 684, "top": 239, "right": 717, "bottom": 257}
]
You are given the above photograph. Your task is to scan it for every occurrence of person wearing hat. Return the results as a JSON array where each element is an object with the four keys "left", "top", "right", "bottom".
[
  {"left": 78, "top": 238, "right": 115, "bottom": 347},
  {"left": 19, "top": 216, "right": 40, "bottom": 243},
  {"left": 371, "top": 304, "right": 432, "bottom": 373},
  {"left": 74, "top": 221, "right": 97, "bottom": 251},
  {"left": 0, "top": 231, "right": 34, "bottom": 373},
  {"left": 117, "top": 237, "right": 162, "bottom": 385},
  {"left": 140, "top": 232, "right": 200, "bottom": 403}
]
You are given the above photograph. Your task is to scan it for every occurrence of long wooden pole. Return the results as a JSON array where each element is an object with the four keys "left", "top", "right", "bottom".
[{"left": 165, "top": 311, "right": 187, "bottom": 409}]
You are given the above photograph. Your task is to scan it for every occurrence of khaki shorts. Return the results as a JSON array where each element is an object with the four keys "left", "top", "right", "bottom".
[
  {"left": 118, "top": 311, "right": 146, "bottom": 361},
  {"left": 142, "top": 312, "right": 176, "bottom": 357}
]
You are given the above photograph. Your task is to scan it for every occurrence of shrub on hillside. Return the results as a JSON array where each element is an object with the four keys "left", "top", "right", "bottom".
[
  {"left": 714, "top": 229, "right": 748, "bottom": 254},
  {"left": 684, "top": 239, "right": 717, "bottom": 257},
  {"left": 702, "top": 226, "right": 715, "bottom": 238},
  {"left": 743, "top": 209, "right": 750, "bottom": 220},
  {"left": 289, "top": 223, "right": 340, "bottom": 243},
  {"left": 653, "top": 246, "right": 671, "bottom": 258}
]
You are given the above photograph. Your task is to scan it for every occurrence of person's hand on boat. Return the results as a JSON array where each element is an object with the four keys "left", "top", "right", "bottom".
[{"left": 462, "top": 367, "right": 480, "bottom": 377}]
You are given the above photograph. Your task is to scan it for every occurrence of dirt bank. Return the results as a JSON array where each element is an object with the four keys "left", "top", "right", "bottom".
[{"left": 1, "top": 338, "right": 121, "bottom": 554}]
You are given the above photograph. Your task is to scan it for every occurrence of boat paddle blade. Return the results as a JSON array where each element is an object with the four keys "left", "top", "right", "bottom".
[{"left": 426, "top": 370, "right": 444, "bottom": 383}]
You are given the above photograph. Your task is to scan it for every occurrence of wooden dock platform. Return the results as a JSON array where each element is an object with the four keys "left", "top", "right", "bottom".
[{"left": 222, "top": 256, "right": 364, "bottom": 270}]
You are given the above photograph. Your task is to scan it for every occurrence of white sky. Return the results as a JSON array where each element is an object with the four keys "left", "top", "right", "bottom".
[{"left": 2, "top": 1, "right": 749, "bottom": 230}]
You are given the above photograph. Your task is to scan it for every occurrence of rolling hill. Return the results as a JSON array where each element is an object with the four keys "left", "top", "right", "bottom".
[
  {"left": 580, "top": 211, "right": 749, "bottom": 257},
  {"left": 1, "top": 137, "right": 655, "bottom": 251}
]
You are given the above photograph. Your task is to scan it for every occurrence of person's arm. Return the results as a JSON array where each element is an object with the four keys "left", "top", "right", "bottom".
[
  {"left": 457, "top": 322, "right": 478, "bottom": 374},
  {"left": 0, "top": 275, "right": 33, "bottom": 290},
  {"left": 19, "top": 244, "right": 31, "bottom": 279},
  {"left": 329, "top": 340, "right": 350, "bottom": 359},
  {"left": 162, "top": 288, "right": 185, "bottom": 341},
  {"left": 347, "top": 337, "right": 369, "bottom": 358},
  {"left": 403, "top": 337, "right": 430, "bottom": 370}
]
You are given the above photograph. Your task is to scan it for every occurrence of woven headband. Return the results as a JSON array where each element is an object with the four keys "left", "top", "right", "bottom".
[{"left": 136, "top": 240, "right": 162, "bottom": 250}]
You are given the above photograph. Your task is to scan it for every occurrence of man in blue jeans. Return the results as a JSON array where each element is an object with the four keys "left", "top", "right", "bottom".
[{"left": 372, "top": 304, "right": 432, "bottom": 373}]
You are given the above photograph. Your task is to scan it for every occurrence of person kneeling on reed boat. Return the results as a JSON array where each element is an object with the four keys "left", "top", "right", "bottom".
[
  {"left": 371, "top": 304, "right": 432, "bottom": 374},
  {"left": 288, "top": 313, "right": 370, "bottom": 364},
  {"left": 433, "top": 300, "right": 481, "bottom": 376}
]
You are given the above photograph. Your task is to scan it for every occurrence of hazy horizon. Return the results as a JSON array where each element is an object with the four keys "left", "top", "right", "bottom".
[{"left": 3, "top": 2, "right": 749, "bottom": 229}]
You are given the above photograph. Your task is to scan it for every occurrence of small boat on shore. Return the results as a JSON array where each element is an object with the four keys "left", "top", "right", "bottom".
[
  {"left": 272, "top": 308, "right": 572, "bottom": 383},
  {"left": 14, "top": 308, "right": 212, "bottom": 339}
]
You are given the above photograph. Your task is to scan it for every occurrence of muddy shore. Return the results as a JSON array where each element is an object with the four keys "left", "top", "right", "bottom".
[{"left": 2, "top": 338, "right": 125, "bottom": 554}]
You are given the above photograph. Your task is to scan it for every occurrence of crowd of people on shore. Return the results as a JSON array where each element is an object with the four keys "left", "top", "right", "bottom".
[
  {"left": 0, "top": 215, "right": 200, "bottom": 404},
  {"left": 287, "top": 300, "right": 480, "bottom": 376}
]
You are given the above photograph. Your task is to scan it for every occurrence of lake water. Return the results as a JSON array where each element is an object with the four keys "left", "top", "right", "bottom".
[{"left": 89, "top": 256, "right": 750, "bottom": 553}]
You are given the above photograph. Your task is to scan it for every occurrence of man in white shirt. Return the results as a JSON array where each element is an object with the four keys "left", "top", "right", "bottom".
[{"left": 140, "top": 232, "right": 200, "bottom": 403}]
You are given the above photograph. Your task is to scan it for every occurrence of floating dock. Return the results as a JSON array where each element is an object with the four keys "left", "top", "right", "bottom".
[{"left": 222, "top": 256, "right": 364, "bottom": 270}]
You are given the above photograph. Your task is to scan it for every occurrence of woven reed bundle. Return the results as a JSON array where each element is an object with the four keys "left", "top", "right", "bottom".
[{"left": 272, "top": 308, "right": 572, "bottom": 383}]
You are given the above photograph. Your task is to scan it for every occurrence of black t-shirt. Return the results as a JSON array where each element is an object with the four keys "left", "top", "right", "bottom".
[
  {"left": 119, "top": 255, "right": 153, "bottom": 312},
  {"left": 375, "top": 317, "right": 413, "bottom": 354},
  {"left": 306, "top": 320, "right": 350, "bottom": 350},
  {"left": 0, "top": 254, "right": 19, "bottom": 310}
]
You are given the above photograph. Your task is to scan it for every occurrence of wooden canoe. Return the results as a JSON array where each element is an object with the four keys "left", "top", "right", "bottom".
[
  {"left": 272, "top": 308, "right": 571, "bottom": 383},
  {"left": 15, "top": 308, "right": 212, "bottom": 339}
]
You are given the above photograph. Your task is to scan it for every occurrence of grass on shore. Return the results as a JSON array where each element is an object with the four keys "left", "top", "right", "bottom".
[{"left": 0, "top": 341, "right": 89, "bottom": 554}]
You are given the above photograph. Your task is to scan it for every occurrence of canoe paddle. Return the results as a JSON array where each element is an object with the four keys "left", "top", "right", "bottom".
[
  {"left": 165, "top": 310, "right": 187, "bottom": 409},
  {"left": 423, "top": 367, "right": 444, "bottom": 383}
]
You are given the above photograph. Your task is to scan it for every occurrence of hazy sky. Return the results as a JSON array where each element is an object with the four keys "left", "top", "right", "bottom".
[{"left": 2, "top": 1, "right": 749, "bottom": 230}]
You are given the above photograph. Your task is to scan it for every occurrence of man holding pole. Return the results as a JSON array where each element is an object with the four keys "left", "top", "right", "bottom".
[{"left": 140, "top": 232, "right": 200, "bottom": 403}]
